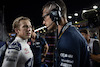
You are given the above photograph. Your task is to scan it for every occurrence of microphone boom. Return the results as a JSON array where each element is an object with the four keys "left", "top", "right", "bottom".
[{"left": 34, "top": 26, "right": 47, "bottom": 32}]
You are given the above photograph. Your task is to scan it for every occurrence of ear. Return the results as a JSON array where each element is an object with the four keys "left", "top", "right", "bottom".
[{"left": 15, "top": 28, "right": 19, "bottom": 34}]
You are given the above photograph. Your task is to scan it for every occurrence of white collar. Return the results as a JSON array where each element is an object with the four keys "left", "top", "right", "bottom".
[{"left": 15, "top": 36, "right": 28, "bottom": 43}]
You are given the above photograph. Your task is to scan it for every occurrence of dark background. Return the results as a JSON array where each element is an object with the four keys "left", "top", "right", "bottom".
[{"left": 0, "top": 0, "right": 100, "bottom": 33}]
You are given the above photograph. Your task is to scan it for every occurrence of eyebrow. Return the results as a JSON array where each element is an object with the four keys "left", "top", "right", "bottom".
[{"left": 42, "top": 13, "right": 50, "bottom": 18}]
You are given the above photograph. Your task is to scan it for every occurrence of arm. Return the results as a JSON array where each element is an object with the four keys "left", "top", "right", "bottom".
[
  {"left": 2, "top": 42, "right": 21, "bottom": 67},
  {"left": 90, "top": 40, "right": 100, "bottom": 62},
  {"left": 41, "top": 44, "right": 49, "bottom": 62},
  {"left": 90, "top": 53, "right": 100, "bottom": 62}
]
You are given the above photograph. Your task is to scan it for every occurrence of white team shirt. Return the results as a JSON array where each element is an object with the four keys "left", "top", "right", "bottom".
[{"left": 2, "top": 37, "right": 33, "bottom": 67}]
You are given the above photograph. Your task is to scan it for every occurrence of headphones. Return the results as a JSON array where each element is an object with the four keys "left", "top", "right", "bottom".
[{"left": 49, "top": 2, "right": 62, "bottom": 25}]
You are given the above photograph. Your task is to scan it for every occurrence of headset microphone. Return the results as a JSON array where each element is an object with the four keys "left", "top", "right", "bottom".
[
  {"left": 33, "top": 26, "right": 47, "bottom": 33},
  {"left": 33, "top": 22, "right": 54, "bottom": 34},
  {"left": 33, "top": 22, "right": 54, "bottom": 33}
]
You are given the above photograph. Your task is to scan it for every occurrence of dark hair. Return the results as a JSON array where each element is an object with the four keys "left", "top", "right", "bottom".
[{"left": 79, "top": 29, "right": 89, "bottom": 34}]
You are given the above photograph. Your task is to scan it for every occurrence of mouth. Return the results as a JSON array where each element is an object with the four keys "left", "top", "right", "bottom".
[{"left": 27, "top": 33, "right": 31, "bottom": 36}]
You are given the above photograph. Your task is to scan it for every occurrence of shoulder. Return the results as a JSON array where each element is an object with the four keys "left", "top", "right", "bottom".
[
  {"left": 40, "top": 37, "right": 45, "bottom": 41},
  {"left": 66, "top": 25, "right": 80, "bottom": 36},
  {"left": 90, "top": 38, "right": 99, "bottom": 41},
  {"left": 90, "top": 38, "right": 99, "bottom": 44},
  {"left": 39, "top": 37, "right": 47, "bottom": 45},
  {"left": 93, "top": 39, "right": 99, "bottom": 46},
  {"left": 8, "top": 41, "right": 21, "bottom": 51},
  {"left": 0, "top": 42, "right": 6, "bottom": 47},
  {"left": 65, "top": 26, "right": 86, "bottom": 41},
  {"left": 40, "top": 37, "right": 47, "bottom": 42}
]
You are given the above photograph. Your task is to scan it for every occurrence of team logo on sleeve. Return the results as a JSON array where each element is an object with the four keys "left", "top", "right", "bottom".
[{"left": 8, "top": 42, "right": 21, "bottom": 51}]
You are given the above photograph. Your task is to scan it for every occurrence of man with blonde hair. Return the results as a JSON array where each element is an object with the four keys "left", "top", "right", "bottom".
[{"left": 2, "top": 16, "right": 34, "bottom": 67}]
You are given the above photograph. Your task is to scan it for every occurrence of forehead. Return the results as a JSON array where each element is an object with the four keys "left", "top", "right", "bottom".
[
  {"left": 42, "top": 4, "right": 56, "bottom": 16},
  {"left": 43, "top": 8, "right": 50, "bottom": 15},
  {"left": 19, "top": 20, "right": 31, "bottom": 26},
  {"left": 81, "top": 32, "right": 86, "bottom": 35}
]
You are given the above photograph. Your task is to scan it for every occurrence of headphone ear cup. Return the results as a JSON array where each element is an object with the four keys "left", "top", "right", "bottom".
[
  {"left": 49, "top": 10, "right": 56, "bottom": 22},
  {"left": 50, "top": 9, "right": 61, "bottom": 23}
]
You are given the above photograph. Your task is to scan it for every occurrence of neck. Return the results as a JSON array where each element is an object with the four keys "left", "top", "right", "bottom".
[
  {"left": 58, "top": 25, "right": 63, "bottom": 34},
  {"left": 17, "top": 35, "right": 26, "bottom": 40},
  {"left": 57, "top": 18, "right": 68, "bottom": 34},
  {"left": 31, "top": 38, "right": 35, "bottom": 42},
  {"left": 87, "top": 38, "right": 90, "bottom": 44}
]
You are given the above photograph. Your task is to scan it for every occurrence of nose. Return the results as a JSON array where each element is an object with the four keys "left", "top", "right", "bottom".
[
  {"left": 28, "top": 27, "right": 32, "bottom": 31},
  {"left": 43, "top": 20, "right": 46, "bottom": 25}
]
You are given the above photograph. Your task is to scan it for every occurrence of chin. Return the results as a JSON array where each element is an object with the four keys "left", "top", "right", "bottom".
[
  {"left": 26, "top": 36, "right": 31, "bottom": 39},
  {"left": 47, "top": 28, "right": 56, "bottom": 33},
  {"left": 50, "top": 26, "right": 57, "bottom": 31},
  {"left": 28, "top": 36, "right": 31, "bottom": 38}
]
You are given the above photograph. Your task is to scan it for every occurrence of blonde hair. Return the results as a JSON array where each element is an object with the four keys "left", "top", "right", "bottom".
[
  {"left": 12, "top": 16, "right": 31, "bottom": 30},
  {"left": 42, "top": 0, "right": 67, "bottom": 20}
]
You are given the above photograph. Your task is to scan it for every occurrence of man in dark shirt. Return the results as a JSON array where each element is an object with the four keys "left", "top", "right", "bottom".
[
  {"left": 42, "top": 0, "right": 90, "bottom": 67},
  {"left": 28, "top": 31, "right": 49, "bottom": 67},
  {"left": 80, "top": 29, "right": 100, "bottom": 67}
]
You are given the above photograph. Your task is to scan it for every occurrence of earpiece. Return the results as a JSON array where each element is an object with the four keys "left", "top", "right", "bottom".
[{"left": 49, "top": 3, "right": 62, "bottom": 25}]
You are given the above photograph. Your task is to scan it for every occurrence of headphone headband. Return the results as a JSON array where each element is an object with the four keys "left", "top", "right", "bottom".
[{"left": 49, "top": 2, "right": 62, "bottom": 25}]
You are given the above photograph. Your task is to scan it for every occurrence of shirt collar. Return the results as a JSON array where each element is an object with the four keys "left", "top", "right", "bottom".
[
  {"left": 58, "top": 22, "right": 72, "bottom": 39},
  {"left": 15, "top": 36, "right": 28, "bottom": 43}
]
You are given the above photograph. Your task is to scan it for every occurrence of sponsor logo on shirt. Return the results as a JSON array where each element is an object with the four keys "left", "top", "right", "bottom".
[
  {"left": 24, "top": 48, "right": 29, "bottom": 54},
  {"left": 5, "top": 55, "right": 17, "bottom": 62},
  {"left": 60, "top": 53, "right": 74, "bottom": 67}
]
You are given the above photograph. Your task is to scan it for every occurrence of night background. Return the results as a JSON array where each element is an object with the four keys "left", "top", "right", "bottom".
[
  {"left": 0, "top": 0, "right": 100, "bottom": 66},
  {"left": 0, "top": 0, "right": 99, "bottom": 33}
]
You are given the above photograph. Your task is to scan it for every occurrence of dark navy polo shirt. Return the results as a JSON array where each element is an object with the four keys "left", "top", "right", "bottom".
[
  {"left": 28, "top": 36, "right": 47, "bottom": 64},
  {"left": 56, "top": 25, "right": 90, "bottom": 67}
]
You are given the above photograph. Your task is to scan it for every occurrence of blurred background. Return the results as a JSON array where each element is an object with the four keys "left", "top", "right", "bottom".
[{"left": 0, "top": 0, "right": 100, "bottom": 66}]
